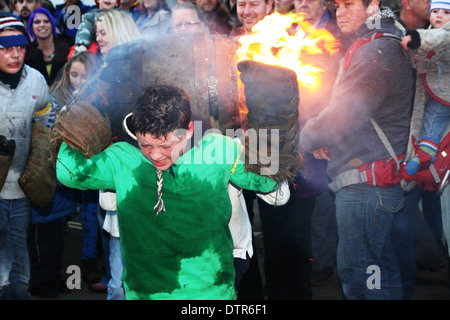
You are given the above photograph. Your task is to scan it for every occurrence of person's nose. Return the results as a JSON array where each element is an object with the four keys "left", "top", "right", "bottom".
[
  {"left": 10, "top": 47, "right": 21, "bottom": 58},
  {"left": 243, "top": 4, "right": 252, "bottom": 14}
]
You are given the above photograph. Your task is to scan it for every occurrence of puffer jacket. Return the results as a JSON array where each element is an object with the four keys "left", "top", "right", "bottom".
[
  {"left": 299, "top": 8, "right": 415, "bottom": 187},
  {"left": 0, "top": 65, "right": 51, "bottom": 199}
]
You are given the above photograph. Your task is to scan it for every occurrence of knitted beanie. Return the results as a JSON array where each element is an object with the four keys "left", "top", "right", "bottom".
[
  {"left": 430, "top": 0, "right": 450, "bottom": 12},
  {"left": 0, "top": 12, "right": 32, "bottom": 58}
]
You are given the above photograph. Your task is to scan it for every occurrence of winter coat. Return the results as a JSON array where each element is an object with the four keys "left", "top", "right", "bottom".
[
  {"left": 413, "top": 21, "right": 450, "bottom": 106},
  {"left": 404, "top": 22, "right": 450, "bottom": 159},
  {"left": 299, "top": 8, "right": 415, "bottom": 187},
  {"left": 0, "top": 65, "right": 51, "bottom": 199}
]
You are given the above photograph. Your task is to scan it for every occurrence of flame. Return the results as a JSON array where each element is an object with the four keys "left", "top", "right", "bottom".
[{"left": 236, "top": 12, "right": 340, "bottom": 91}]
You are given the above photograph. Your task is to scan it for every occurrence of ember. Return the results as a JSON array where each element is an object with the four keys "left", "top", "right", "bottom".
[{"left": 236, "top": 12, "right": 340, "bottom": 91}]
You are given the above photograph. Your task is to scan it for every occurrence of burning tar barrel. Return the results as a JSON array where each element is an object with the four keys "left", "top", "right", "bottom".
[
  {"left": 98, "top": 33, "right": 242, "bottom": 142},
  {"left": 53, "top": 32, "right": 301, "bottom": 182}
]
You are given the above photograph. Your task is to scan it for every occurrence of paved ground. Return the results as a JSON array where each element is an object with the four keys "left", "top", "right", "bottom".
[{"left": 28, "top": 202, "right": 450, "bottom": 301}]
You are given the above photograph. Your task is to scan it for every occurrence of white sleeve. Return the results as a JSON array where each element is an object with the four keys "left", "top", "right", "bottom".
[
  {"left": 99, "top": 189, "right": 117, "bottom": 212},
  {"left": 256, "top": 180, "right": 290, "bottom": 206}
]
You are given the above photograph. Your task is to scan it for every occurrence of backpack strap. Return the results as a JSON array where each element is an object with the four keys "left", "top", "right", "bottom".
[{"left": 343, "top": 32, "right": 402, "bottom": 71}]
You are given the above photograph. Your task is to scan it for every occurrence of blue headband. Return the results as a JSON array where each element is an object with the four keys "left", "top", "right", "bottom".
[{"left": 0, "top": 34, "right": 29, "bottom": 49}]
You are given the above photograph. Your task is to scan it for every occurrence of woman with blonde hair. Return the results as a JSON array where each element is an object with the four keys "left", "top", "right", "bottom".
[{"left": 96, "top": 8, "right": 142, "bottom": 57}]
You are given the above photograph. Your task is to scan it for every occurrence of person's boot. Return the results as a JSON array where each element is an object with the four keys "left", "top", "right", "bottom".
[{"left": 81, "top": 259, "right": 102, "bottom": 284}]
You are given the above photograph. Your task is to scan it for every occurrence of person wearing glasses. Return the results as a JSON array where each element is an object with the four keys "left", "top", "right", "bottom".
[{"left": 171, "top": 2, "right": 207, "bottom": 33}]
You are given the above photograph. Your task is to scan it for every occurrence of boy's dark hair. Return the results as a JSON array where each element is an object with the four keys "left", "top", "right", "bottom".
[{"left": 131, "top": 84, "right": 192, "bottom": 138}]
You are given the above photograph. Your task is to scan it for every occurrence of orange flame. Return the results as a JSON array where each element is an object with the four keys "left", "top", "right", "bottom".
[{"left": 236, "top": 12, "right": 340, "bottom": 91}]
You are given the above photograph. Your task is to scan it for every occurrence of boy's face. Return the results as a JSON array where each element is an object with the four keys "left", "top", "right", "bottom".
[
  {"left": 136, "top": 121, "right": 194, "bottom": 171},
  {"left": 430, "top": 8, "right": 450, "bottom": 28},
  {"left": 0, "top": 30, "right": 26, "bottom": 74}
]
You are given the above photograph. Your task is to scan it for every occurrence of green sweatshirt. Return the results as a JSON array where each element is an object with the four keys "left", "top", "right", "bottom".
[{"left": 57, "top": 133, "right": 277, "bottom": 299}]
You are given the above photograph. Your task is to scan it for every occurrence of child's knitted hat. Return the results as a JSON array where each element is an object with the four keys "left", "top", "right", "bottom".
[
  {"left": 0, "top": 12, "right": 32, "bottom": 58},
  {"left": 430, "top": 0, "right": 450, "bottom": 12}
]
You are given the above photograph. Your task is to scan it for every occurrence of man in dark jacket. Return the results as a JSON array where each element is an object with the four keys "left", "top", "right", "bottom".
[{"left": 299, "top": 0, "right": 415, "bottom": 299}]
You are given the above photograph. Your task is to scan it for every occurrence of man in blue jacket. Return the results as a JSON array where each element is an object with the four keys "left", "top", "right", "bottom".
[{"left": 299, "top": 0, "right": 415, "bottom": 299}]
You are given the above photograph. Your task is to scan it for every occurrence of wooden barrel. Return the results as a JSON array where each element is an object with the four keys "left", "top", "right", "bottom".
[{"left": 97, "top": 33, "right": 242, "bottom": 143}]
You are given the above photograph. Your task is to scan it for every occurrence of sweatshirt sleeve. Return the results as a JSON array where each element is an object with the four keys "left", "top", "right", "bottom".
[
  {"left": 56, "top": 141, "right": 116, "bottom": 191},
  {"left": 227, "top": 138, "right": 278, "bottom": 193}
]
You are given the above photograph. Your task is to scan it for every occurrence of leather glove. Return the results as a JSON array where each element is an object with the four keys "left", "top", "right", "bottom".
[{"left": 237, "top": 60, "right": 302, "bottom": 183}]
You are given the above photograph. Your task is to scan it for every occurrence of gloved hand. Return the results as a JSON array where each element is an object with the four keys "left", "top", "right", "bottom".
[
  {"left": 52, "top": 100, "right": 112, "bottom": 159},
  {"left": 19, "top": 123, "right": 56, "bottom": 207},
  {"left": 237, "top": 60, "right": 302, "bottom": 183},
  {"left": 0, "top": 135, "right": 16, "bottom": 191},
  {"left": 238, "top": 60, "right": 299, "bottom": 127},
  {"left": 404, "top": 136, "right": 438, "bottom": 176}
]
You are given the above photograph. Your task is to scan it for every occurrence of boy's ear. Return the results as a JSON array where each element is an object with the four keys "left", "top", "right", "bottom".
[{"left": 186, "top": 121, "right": 194, "bottom": 140}]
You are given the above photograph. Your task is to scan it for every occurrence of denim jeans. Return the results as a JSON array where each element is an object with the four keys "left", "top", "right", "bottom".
[
  {"left": 335, "top": 184, "right": 404, "bottom": 300},
  {"left": 108, "top": 236, "right": 124, "bottom": 300},
  {"left": 97, "top": 208, "right": 124, "bottom": 300},
  {"left": 0, "top": 198, "right": 31, "bottom": 300},
  {"left": 79, "top": 190, "right": 99, "bottom": 261},
  {"left": 441, "top": 186, "right": 450, "bottom": 257},
  {"left": 422, "top": 97, "right": 450, "bottom": 140},
  {"left": 392, "top": 187, "right": 419, "bottom": 298}
]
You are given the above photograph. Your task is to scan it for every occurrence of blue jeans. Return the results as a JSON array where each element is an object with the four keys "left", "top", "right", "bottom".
[
  {"left": 422, "top": 97, "right": 450, "bottom": 140},
  {"left": 108, "top": 236, "right": 124, "bottom": 300},
  {"left": 0, "top": 198, "right": 31, "bottom": 300},
  {"left": 441, "top": 185, "right": 450, "bottom": 257},
  {"left": 392, "top": 187, "right": 419, "bottom": 298},
  {"left": 336, "top": 184, "right": 404, "bottom": 300},
  {"left": 97, "top": 208, "right": 124, "bottom": 300}
]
